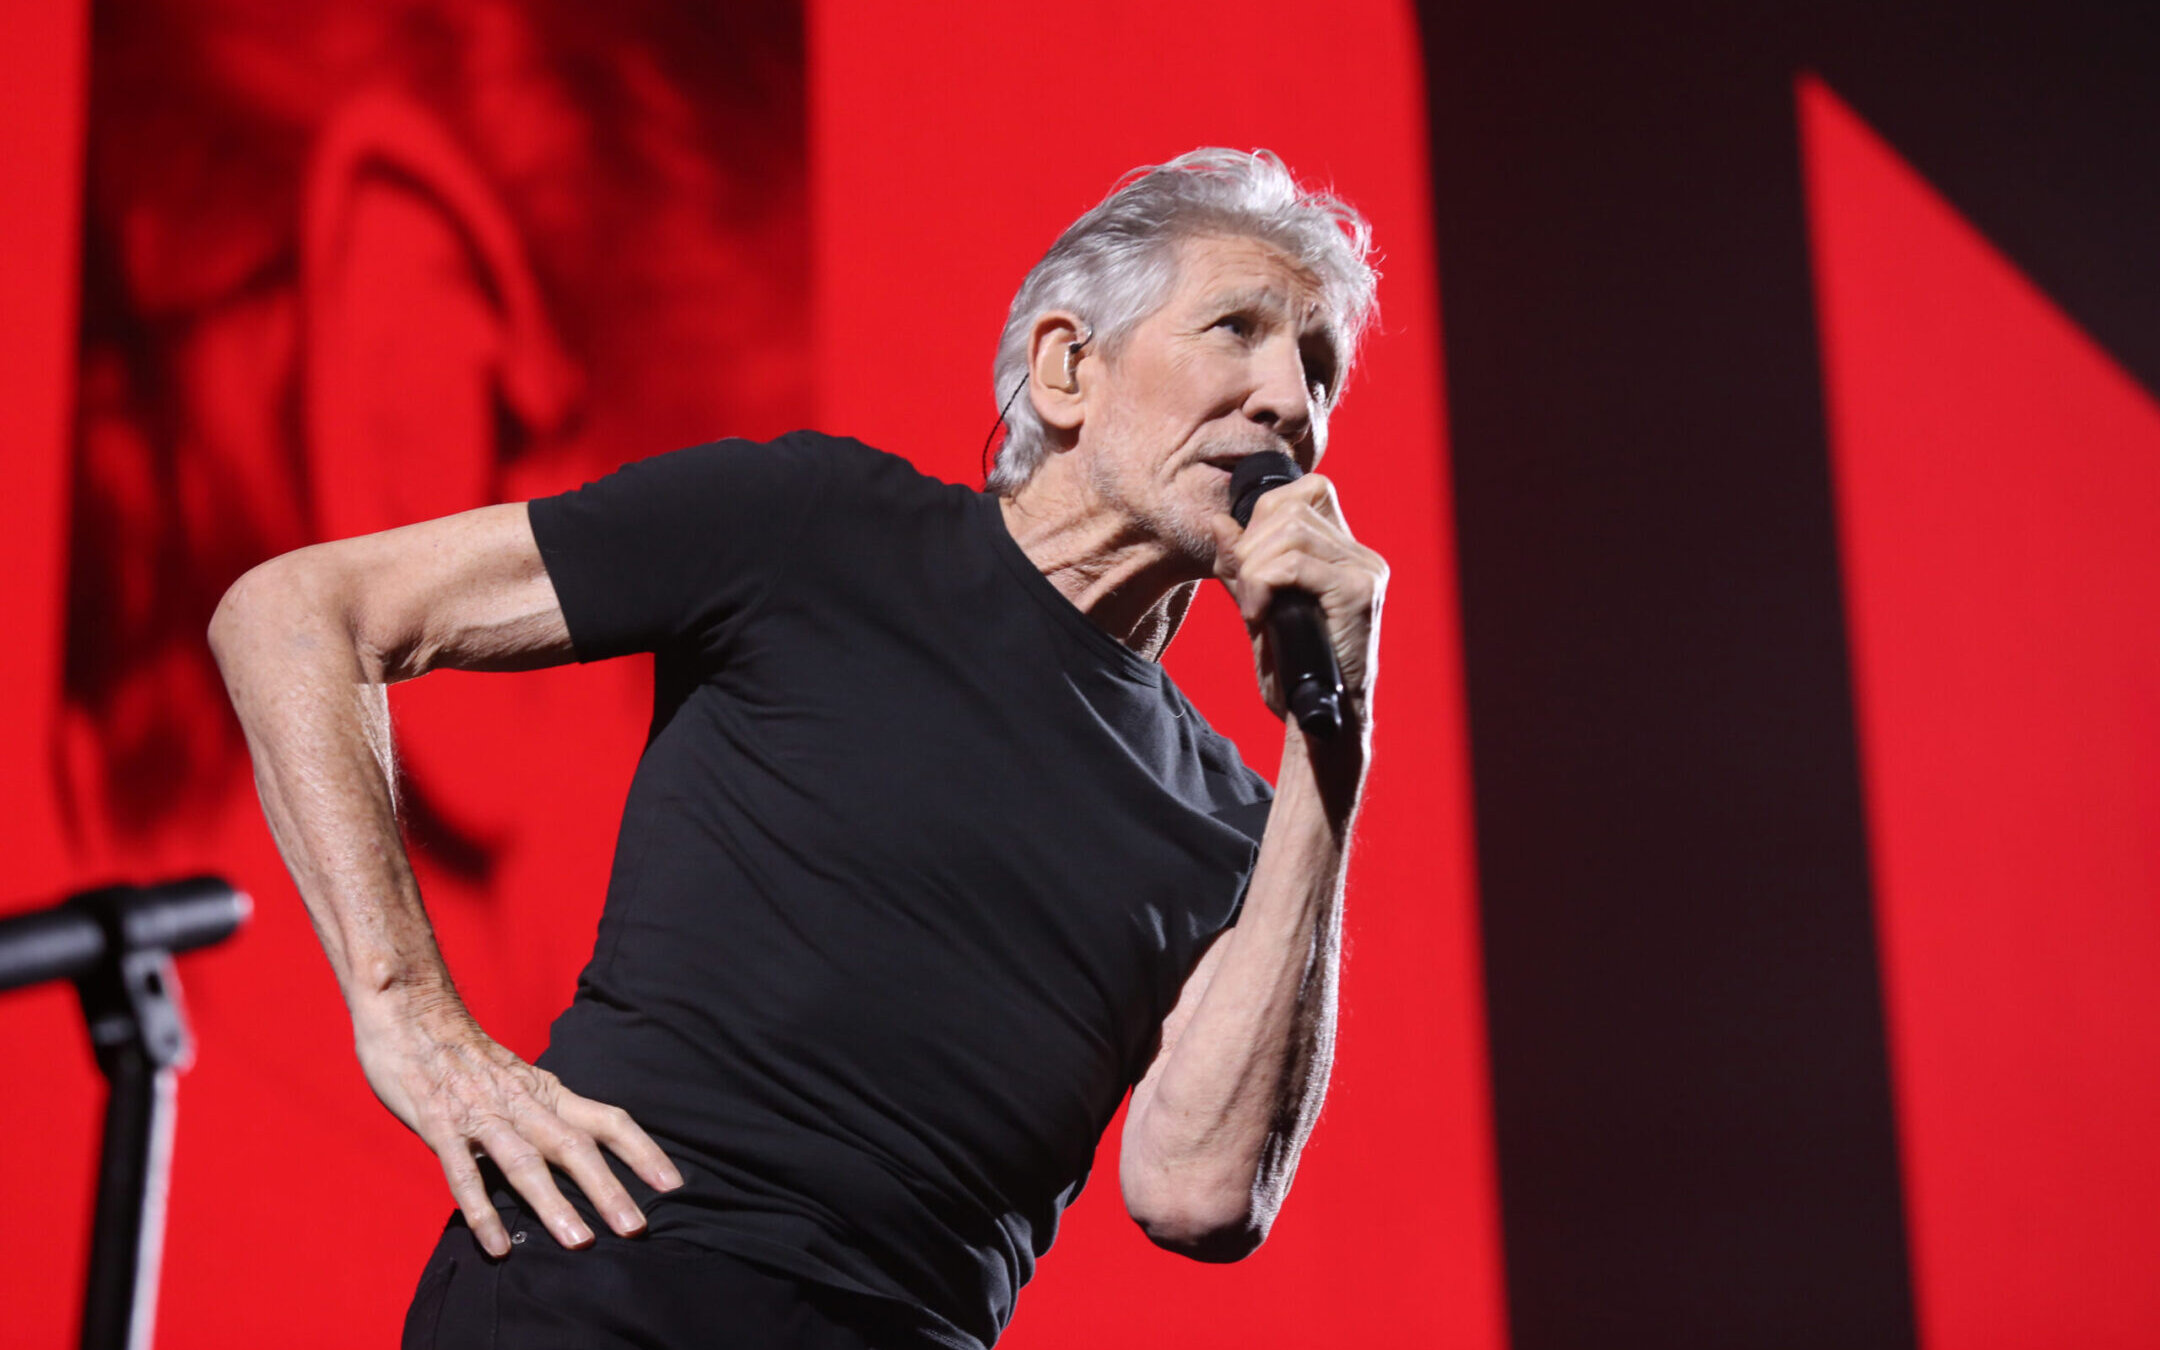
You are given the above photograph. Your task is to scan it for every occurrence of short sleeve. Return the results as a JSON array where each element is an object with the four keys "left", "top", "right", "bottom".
[{"left": 526, "top": 434, "right": 828, "bottom": 663}]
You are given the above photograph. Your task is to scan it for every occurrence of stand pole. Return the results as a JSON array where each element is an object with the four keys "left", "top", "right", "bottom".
[{"left": 79, "top": 1043, "right": 180, "bottom": 1350}]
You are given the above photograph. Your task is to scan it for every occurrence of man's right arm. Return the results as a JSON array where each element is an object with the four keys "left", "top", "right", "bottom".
[{"left": 208, "top": 501, "right": 681, "bottom": 1258}]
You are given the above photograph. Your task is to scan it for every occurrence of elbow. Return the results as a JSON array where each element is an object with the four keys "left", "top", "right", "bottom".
[
  {"left": 207, "top": 549, "right": 343, "bottom": 673},
  {"left": 1124, "top": 1178, "right": 1272, "bottom": 1264},
  {"left": 1142, "top": 1217, "right": 1268, "bottom": 1265},
  {"left": 208, "top": 554, "right": 301, "bottom": 671},
  {"left": 207, "top": 560, "right": 269, "bottom": 669}
]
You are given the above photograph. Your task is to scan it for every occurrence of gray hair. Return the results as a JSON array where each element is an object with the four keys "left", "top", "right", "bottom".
[{"left": 986, "top": 148, "right": 1379, "bottom": 493}]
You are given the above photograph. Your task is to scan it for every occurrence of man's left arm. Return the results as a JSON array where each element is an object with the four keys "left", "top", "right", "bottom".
[{"left": 1119, "top": 473, "right": 1383, "bottom": 1262}]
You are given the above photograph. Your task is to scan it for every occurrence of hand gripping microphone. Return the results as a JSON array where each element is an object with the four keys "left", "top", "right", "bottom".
[{"left": 1228, "top": 451, "right": 1346, "bottom": 739}]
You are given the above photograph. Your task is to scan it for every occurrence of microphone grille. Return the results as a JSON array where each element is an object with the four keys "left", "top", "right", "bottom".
[{"left": 1229, "top": 451, "right": 1304, "bottom": 528}]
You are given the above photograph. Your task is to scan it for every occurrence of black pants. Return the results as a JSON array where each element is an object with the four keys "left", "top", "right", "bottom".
[{"left": 401, "top": 1206, "right": 962, "bottom": 1350}]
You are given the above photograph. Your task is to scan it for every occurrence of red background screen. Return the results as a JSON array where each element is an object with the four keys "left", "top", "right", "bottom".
[{"left": 1, "top": 2, "right": 1498, "bottom": 1347}]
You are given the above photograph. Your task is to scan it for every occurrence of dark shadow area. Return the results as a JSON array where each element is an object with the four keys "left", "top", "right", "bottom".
[{"left": 1418, "top": 1, "right": 2152, "bottom": 1344}]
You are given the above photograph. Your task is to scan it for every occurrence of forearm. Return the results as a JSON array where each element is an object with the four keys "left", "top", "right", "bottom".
[
  {"left": 208, "top": 513, "right": 673, "bottom": 1253},
  {"left": 210, "top": 556, "right": 455, "bottom": 1025},
  {"left": 1122, "top": 723, "right": 1364, "bottom": 1252}
]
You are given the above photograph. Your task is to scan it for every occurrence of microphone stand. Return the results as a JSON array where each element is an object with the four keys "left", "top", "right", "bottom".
[{"left": 0, "top": 877, "right": 250, "bottom": 1350}]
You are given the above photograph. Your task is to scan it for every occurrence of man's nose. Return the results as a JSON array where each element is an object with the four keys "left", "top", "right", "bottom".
[{"left": 1242, "top": 336, "right": 1314, "bottom": 447}]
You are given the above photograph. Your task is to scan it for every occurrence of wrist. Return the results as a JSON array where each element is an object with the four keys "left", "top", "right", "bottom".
[
  {"left": 1278, "top": 719, "right": 1369, "bottom": 826},
  {"left": 348, "top": 958, "right": 466, "bottom": 1038}
]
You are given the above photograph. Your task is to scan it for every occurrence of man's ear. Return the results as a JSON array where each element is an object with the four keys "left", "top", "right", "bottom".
[
  {"left": 298, "top": 89, "right": 579, "bottom": 541},
  {"left": 1025, "top": 311, "right": 1091, "bottom": 439}
]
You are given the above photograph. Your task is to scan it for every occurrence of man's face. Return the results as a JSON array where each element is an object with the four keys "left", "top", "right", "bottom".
[{"left": 1078, "top": 234, "right": 1341, "bottom": 567}]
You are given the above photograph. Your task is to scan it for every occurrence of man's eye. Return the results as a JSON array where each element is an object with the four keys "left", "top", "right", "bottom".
[
  {"left": 1302, "top": 345, "right": 1339, "bottom": 400},
  {"left": 1213, "top": 315, "right": 1252, "bottom": 337}
]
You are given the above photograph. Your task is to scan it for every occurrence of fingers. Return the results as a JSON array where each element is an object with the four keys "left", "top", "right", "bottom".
[
  {"left": 559, "top": 1093, "right": 686, "bottom": 1195},
  {"left": 438, "top": 1144, "right": 514, "bottom": 1259},
  {"left": 482, "top": 1123, "right": 598, "bottom": 1250},
  {"left": 1216, "top": 479, "right": 1385, "bottom": 626},
  {"left": 1242, "top": 470, "right": 1347, "bottom": 531},
  {"left": 487, "top": 1082, "right": 690, "bottom": 1247},
  {"left": 443, "top": 1092, "right": 684, "bottom": 1258},
  {"left": 379, "top": 1022, "right": 679, "bottom": 1256},
  {"left": 509, "top": 1092, "right": 672, "bottom": 1241},
  {"left": 1217, "top": 475, "right": 1361, "bottom": 580},
  {"left": 1222, "top": 520, "right": 1376, "bottom": 620},
  {"left": 1213, "top": 472, "right": 1388, "bottom": 721}
]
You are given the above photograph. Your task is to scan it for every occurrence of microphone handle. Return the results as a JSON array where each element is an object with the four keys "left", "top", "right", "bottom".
[{"left": 1265, "top": 586, "right": 1346, "bottom": 738}]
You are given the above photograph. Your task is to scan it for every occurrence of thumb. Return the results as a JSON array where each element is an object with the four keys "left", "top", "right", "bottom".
[{"left": 1210, "top": 513, "right": 1244, "bottom": 577}]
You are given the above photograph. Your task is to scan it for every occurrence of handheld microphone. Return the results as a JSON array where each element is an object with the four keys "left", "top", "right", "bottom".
[{"left": 1228, "top": 452, "right": 1346, "bottom": 738}]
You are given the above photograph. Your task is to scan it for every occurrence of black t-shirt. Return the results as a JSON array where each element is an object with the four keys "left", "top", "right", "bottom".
[{"left": 525, "top": 432, "right": 1272, "bottom": 1348}]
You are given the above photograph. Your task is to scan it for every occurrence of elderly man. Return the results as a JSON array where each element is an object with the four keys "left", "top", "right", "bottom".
[{"left": 212, "top": 148, "right": 1386, "bottom": 1349}]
